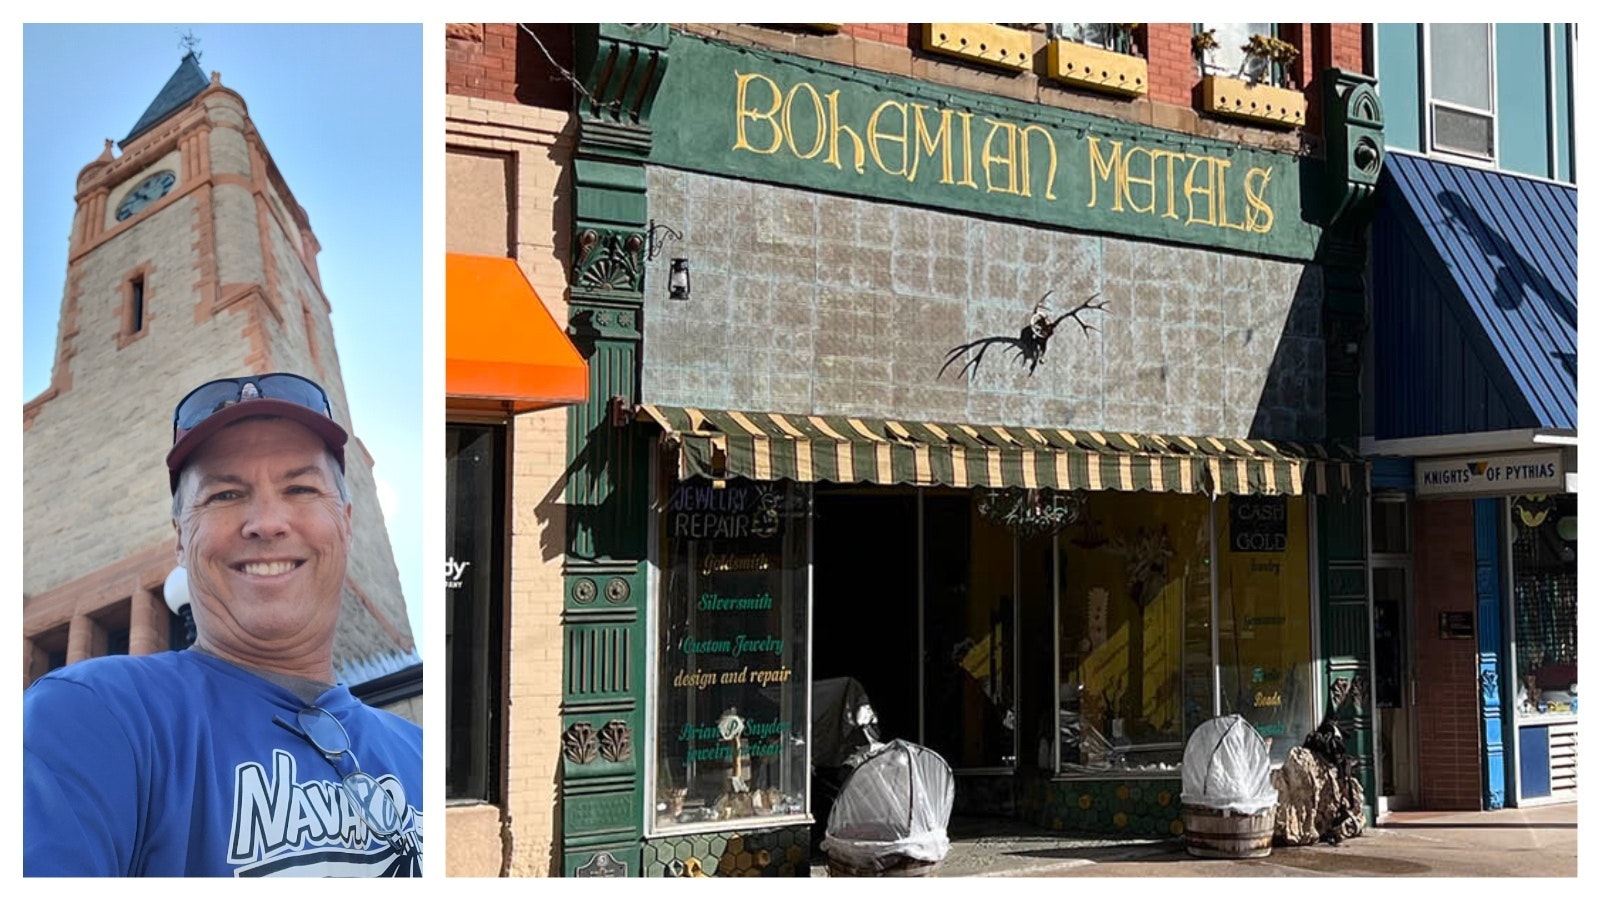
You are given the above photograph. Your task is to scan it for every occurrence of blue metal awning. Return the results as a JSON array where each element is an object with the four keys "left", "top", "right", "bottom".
[{"left": 1370, "top": 152, "right": 1576, "bottom": 440}]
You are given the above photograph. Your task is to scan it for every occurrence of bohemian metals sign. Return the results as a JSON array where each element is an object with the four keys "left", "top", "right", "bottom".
[
  {"left": 1414, "top": 450, "right": 1565, "bottom": 498},
  {"left": 651, "top": 32, "right": 1321, "bottom": 261}
]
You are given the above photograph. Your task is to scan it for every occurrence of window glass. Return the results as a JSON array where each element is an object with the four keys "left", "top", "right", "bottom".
[
  {"left": 1217, "top": 495, "right": 1315, "bottom": 765},
  {"left": 445, "top": 423, "right": 504, "bottom": 802},
  {"left": 1428, "top": 23, "right": 1494, "bottom": 158},
  {"left": 1201, "top": 23, "right": 1274, "bottom": 81},
  {"left": 1050, "top": 23, "right": 1129, "bottom": 53},
  {"left": 1511, "top": 493, "right": 1577, "bottom": 719},
  {"left": 1371, "top": 496, "right": 1409, "bottom": 555},
  {"left": 1057, "top": 492, "right": 1212, "bottom": 775},
  {"left": 1433, "top": 107, "right": 1495, "bottom": 157},
  {"left": 1429, "top": 23, "right": 1492, "bottom": 109},
  {"left": 655, "top": 479, "right": 810, "bottom": 831}
]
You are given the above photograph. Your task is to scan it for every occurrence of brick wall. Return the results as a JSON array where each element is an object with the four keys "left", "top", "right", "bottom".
[
  {"left": 446, "top": 24, "right": 572, "bottom": 110},
  {"left": 1411, "top": 499, "right": 1485, "bottom": 810},
  {"left": 839, "top": 23, "right": 908, "bottom": 47},
  {"left": 1329, "top": 24, "right": 1366, "bottom": 72},
  {"left": 1144, "top": 24, "right": 1198, "bottom": 107},
  {"left": 445, "top": 23, "right": 519, "bottom": 104}
]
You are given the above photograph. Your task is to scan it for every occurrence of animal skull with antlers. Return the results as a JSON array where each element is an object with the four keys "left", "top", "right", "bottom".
[{"left": 939, "top": 291, "right": 1108, "bottom": 381}]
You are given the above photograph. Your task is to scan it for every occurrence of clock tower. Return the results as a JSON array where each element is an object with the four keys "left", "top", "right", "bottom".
[{"left": 22, "top": 52, "right": 417, "bottom": 695}]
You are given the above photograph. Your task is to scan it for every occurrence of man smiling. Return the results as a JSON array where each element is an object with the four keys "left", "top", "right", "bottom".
[{"left": 23, "top": 373, "right": 424, "bottom": 877}]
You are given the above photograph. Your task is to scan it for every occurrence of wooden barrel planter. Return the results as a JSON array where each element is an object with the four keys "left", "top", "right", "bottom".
[
  {"left": 825, "top": 854, "right": 940, "bottom": 877},
  {"left": 1181, "top": 804, "right": 1275, "bottom": 859}
]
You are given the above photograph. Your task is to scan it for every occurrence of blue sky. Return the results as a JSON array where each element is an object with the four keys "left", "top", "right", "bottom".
[{"left": 22, "top": 24, "right": 428, "bottom": 657}]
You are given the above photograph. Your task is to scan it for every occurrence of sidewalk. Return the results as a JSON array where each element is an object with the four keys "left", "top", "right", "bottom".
[{"left": 812, "top": 803, "right": 1577, "bottom": 877}]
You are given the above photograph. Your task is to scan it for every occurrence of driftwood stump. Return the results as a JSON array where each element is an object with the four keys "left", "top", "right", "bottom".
[
  {"left": 1270, "top": 747, "right": 1366, "bottom": 845},
  {"left": 1271, "top": 675, "right": 1368, "bottom": 846}
]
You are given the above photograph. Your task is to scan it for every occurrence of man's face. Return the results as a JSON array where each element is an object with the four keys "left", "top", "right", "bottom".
[{"left": 173, "top": 417, "right": 352, "bottom": 662}]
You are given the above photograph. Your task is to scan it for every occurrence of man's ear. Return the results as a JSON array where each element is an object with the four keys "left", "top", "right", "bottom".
[
  {"left": 343, "top": 501, "right": 354, "bottom": 541},
  {"left": 173, "top": 518, "right": 184, "bottom": 561}
]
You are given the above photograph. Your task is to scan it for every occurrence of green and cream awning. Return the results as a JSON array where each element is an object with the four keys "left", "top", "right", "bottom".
[{"left": 636, "top": 405, "right": 1364, "bottom": 497}]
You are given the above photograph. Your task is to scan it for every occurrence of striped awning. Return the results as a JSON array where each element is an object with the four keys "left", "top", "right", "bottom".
[{"left": 636, "top": 405, "right": 1364, "bottom": 497}]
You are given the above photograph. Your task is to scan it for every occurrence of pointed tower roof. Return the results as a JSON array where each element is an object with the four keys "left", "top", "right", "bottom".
[{"left": 119, "top": 51, "right": 209, "bottom": 148}]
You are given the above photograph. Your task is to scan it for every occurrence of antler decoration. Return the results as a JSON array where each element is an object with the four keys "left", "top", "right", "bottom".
[{"left": 940, "top": 291, "right": 1108, "bottom": 381}]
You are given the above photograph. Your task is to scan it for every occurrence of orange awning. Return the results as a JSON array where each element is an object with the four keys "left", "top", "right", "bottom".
[{"left": 447, "top": 253, "right": 588, "bottom": 412}]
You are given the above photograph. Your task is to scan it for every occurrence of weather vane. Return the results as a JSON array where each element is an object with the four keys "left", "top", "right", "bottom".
[{"left": 178, "top": 29, "right": 202, "bottom": 63}]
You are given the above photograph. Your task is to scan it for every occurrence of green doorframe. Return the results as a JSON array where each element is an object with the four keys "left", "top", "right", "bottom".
[{"left": 561, "top": 24, "right": 670, "bottom": 877}]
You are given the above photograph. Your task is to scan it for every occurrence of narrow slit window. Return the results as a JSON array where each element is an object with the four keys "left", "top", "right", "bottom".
[{"left": 129, "top": 276, "right": 145, "bottom": 333}]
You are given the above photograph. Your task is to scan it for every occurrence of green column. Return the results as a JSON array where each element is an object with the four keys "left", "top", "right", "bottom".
[
  {"left": 561, "top": 23, "right": 669, "bottom": 878},
  {"left": 1314, "top": 68, "right": 1385, "bottom": 825}
]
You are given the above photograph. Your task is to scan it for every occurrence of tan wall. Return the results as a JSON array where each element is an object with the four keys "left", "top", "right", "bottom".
[
  {"left": 445, "top": 93, "right": 574, "bottom": 877},
  {"left": 446, "top": 804, "right": 504, "bottom": 876}
]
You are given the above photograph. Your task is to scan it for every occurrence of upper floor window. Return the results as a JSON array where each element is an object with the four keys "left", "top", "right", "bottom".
[
  {"left": 1196, "top": 23, "right": 1278, "bottom": 83},
  {"left": 1427, "top": 23, "right": 1496, "bottom": 161},
  {"left": 1049, "top": 23, "right": 1137, "bottom": 55}
]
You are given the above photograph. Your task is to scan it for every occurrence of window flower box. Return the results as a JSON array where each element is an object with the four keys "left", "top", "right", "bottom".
[
  {"left": 1045, "top": 38, "right": 1147, "bottom": 97},
  {"left": 1199, "top": 74, "right": 1306, "bottom": 128},
  {"left": 922, "top": 23, "right": 1032, "bottom": 73}
]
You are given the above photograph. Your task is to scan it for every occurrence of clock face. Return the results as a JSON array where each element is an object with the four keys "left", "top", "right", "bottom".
[{"left": 115, "top": 170, "right": 178, "bottom": 222}]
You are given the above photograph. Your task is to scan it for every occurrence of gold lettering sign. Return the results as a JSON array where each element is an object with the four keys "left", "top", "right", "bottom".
[{"left": 732, "top": 69, "right": 1276, "bottom": 235}]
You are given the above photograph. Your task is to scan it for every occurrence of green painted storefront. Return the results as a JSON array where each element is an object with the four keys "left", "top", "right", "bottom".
[{"left": 558, "top": 25, "right": 1384, "bottom": 876}]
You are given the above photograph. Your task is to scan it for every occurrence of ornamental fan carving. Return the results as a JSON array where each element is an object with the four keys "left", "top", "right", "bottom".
[
  {"left": 598, "top": 719, "right": 633, "bottom": 763},
  {"left": 562, "top": 721, "right": 599, "bottom": 765},
  {"left": 574, "top": 228, "right": 645, "bottom": 293}
]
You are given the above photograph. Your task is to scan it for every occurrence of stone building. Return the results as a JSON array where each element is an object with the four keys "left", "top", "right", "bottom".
[
  {"left": 445, "top": 22, "right": 1382, "bottom": 876},
  {"left": 22, "top": 51, "right": 418, "bottom": 719}
]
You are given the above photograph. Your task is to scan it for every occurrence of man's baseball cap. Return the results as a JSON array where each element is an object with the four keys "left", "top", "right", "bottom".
[{"left": 166, "top": 372, "right": 348, "bottom": 493}]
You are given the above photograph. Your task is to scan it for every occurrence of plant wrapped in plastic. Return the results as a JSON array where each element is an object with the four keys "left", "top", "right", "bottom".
[
  {"left": 1180, "top": 714, "right": 1278, "bottom": 814},
  {"left": 820, "top": 740, "right": 954, "bottom": 876}
]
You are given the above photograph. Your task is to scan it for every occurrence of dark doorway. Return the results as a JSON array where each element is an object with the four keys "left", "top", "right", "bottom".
[{"left": 811, "top": 487, "right": 920, "bottom": 742}]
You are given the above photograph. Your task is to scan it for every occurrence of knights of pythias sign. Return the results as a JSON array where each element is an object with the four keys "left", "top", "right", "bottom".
[{"left": 1414, "top": 451, "right": 1565, "bottom": 497}]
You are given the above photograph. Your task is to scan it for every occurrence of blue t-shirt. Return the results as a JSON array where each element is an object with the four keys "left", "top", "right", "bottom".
[{"left": 24, "top": 650, "right": 423, "bottom": 876}]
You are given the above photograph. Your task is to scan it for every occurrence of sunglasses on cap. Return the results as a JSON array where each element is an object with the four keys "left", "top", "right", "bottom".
[
  {"left": 167, "top": 372, "right": 348, "bottom": 493},
  {"left": 172, "top": 373, "right": 333, "bottom": 437}
]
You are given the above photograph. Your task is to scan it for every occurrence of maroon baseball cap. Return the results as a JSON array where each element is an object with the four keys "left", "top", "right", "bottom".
[{"left": 166, "top": 373, "right": 348, "bottom": 493}]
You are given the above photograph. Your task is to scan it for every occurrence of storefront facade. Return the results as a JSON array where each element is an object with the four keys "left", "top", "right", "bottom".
[
  {"left": 557, "top": 24, "right": 1381, "bottom": 876},
  {"left": 1365, "top": 148, "right": 1577, "bottom": 813},
  {"left": 443, "top": 63, "right": 589, "bottom": 873}
]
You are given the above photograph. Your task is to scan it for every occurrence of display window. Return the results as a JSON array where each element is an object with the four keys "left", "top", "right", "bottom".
[
  {"left": 1056, "top": 493, "right": 1213, "bottom": 775},
  {"left": 1511, "top": 493, "right": 1578, "bottom": 720},
  {"left": 652, "top": 479, "right": 811, "bottom": 832},
  {"left": 1054, "top": 493, "right": 1315, "bottom": 774},
  {"left": 1216, "top": 495, "right": 1315, "bottom": 765}
]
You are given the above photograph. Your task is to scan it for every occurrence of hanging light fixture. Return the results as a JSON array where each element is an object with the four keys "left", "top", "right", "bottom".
[
  {"left": 669, "top": 257, "right": 691, "bottom": 301},
  {"left": 645, "top": 219, "right": 690, "bottom": 301},
  {"left": 976, "top": 487, "right": 1086, "bottom": 538}
]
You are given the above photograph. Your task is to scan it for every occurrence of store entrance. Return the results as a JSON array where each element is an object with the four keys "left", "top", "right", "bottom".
[
  {"left": 1372, "top": 563, "right": 1418, "bottom": 812},
  {"left": 812, "top": 487, "right": 920, "bottom": 743}
]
